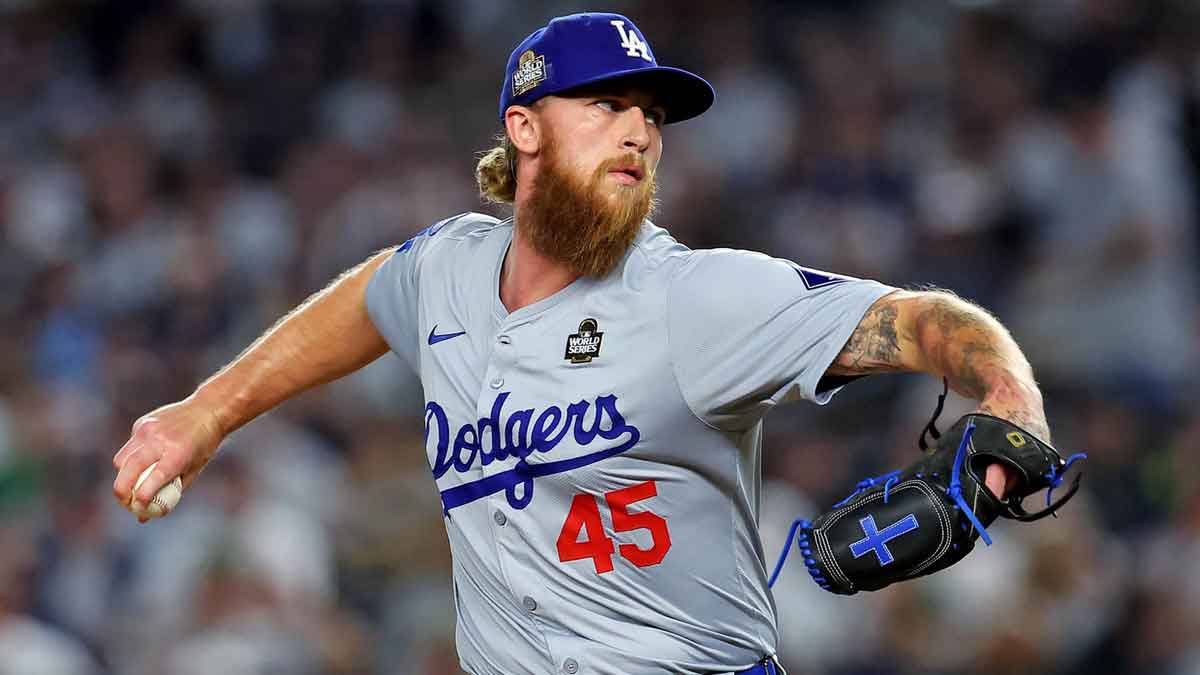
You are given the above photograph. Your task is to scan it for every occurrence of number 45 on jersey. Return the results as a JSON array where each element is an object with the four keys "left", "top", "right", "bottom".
[{"left": 556, "top": 480, "right": 672, "bottom": 574}]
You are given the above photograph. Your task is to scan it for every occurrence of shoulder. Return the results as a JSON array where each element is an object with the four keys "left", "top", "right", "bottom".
[
  {"left": 622, "top": 226, "right": 835, "bottom": 296},
  {"left": 397, "top": 211, "right": 507, "bottom": 258},
  {"left": 670, "top": 246, "right": 803, "bottom": 293},
  {"left": 665, "top": 245, "right": 889, "bottom": 324},
  {"left": 620, "top": 220, "right": 693, "bottom": 285},
  {"left": 624, "top": 220, "right": 688, "bottom": 268},
  {"left": 372, "top": 211, "right": 507, "bottom": 294},
  {"left": 626, "top": 227, "right": 809, "bottom": 280},
  {"left": 679, "top": 246, "right": 871, "bottom": 291}
]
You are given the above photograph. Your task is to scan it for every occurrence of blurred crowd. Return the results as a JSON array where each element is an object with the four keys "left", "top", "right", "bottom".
[{"left": 1, "top": 0, "right": 1198, "bottom": 674}]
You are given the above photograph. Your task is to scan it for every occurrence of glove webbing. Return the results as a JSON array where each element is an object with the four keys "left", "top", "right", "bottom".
[{"left": 1044, "top": 452, "right": 1088, "bottom": 508}]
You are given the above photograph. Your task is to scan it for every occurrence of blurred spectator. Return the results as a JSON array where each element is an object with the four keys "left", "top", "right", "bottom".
[
  {"left": 1003, "top": 34, "right": 1198, "bottom": 400},
  {"left": 0, "top": 519, "right": 101, "bottom": 675}
]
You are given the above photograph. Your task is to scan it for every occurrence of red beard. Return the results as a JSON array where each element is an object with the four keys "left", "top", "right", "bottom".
[{"left": 517, "top": 133, "right": 658, "bottom": 278}]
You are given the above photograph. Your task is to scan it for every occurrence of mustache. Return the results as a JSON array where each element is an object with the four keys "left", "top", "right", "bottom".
[{"left": 596, "top": 153, "right": 651, "bottom": 181}]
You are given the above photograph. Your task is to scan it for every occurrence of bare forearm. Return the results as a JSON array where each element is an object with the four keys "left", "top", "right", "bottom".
[
  {"left": 193, "top": 249, "right": 395, "bottom": 435},
  {"left": 910, "top": 293, "right": 1049, "bottom": 440}
]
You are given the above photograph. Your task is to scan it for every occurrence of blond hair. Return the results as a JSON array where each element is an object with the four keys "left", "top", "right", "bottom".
[{"left": 475, "top": 134, "right": 517, "bottom": 204}]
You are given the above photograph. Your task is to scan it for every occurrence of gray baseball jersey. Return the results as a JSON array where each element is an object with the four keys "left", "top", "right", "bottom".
[{"left": 365, "top": 212, "right": 894, "bottom": 675}]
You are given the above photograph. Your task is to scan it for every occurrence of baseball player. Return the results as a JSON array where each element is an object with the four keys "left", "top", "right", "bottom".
[{"left": 112, "top": 13, "right": 1076, "bottom": 675}]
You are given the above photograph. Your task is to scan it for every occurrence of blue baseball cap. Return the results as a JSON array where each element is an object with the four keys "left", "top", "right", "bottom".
[{"left": 499, "top": 13, "right": 715, "bottom": 125}]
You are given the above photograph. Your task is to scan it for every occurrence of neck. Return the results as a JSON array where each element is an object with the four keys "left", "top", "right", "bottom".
[{"left": 500, "top": 211, "right": 580, "bottom": 313}]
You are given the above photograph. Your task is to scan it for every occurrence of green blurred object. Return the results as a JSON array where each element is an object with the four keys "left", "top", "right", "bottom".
[{"left": 0, "top": 453, "right": 47, "bottom": 516}]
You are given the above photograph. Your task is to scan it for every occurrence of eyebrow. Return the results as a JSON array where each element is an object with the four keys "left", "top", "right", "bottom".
[{"left": 567, "top": 86, "right": 663, "bottom": 111}]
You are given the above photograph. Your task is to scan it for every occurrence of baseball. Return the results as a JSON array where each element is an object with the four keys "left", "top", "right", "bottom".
[{"left": 127, "top": 461, "right": 183, "bottom": 519}]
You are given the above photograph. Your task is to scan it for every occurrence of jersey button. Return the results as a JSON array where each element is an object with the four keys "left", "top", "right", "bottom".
[
  {"left": 490, "top": 378, "right": 504, "bottom": 389},
  {"left": 522, "top": 596, "right": 537, "bottom": 612},
  {"left": 563, "top": 658, "right": 579, "bottom": 674},
  {"left": 493, "top": 510, "right": 507, "bottom": 526},
  {"left": 497, "top": 335, "right": 512, "bottom": 345}
]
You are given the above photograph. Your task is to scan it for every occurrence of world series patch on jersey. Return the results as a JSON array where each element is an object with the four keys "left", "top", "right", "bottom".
[
  {"left": 365, "top": 212, "right": 895, "bottom": 675},
  {"left": 564, "top": 319, "right": 603, "bottom": 364}
]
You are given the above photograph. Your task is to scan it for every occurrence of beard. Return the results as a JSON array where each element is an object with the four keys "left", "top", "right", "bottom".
[{"left": 517, "top": 133, "right": 658, "bottom": 278}]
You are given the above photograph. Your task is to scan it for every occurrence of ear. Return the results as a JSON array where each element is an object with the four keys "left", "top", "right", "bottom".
[{"left": 504, "top": 105, "right": 541, "bottom": 156}]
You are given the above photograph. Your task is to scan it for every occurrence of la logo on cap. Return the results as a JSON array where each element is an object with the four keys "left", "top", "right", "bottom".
[
  {"left": 513, "top": 50, "right": 547, "bottom": 96},
  {"left": 610, "top": 20, "right": 651, "bottom": 61}
]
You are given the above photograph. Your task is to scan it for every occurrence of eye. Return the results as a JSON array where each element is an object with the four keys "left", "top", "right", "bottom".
[
  {"left": 645, "top": 109, "right": 666, "bottom": 127},
  {"left": 594, "top": 100, "right": 618, "bottom": 112}
]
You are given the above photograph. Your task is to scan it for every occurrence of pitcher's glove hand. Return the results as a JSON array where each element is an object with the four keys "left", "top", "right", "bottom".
[{"left": 769, "top": 412, "right": 1087, "bottom": 595}]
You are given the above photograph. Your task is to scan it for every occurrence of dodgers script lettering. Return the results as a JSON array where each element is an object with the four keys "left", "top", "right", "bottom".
[{"left": 425, "top": 393, "right": 641, "bottom": 513}]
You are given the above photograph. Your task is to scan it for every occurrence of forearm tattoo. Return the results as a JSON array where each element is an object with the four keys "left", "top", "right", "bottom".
[
  {"left": 914, "top": 294, "right": 1050, "bottom": 441},
  {"left": 978, "top": 401, "right": 1051, "bottom": 442},
  {"left": 831, "top": 292, "right": 1050, "bottom": 441},
  {"left": 913, "top": 296, "right": 1003, "bottom": 401}
]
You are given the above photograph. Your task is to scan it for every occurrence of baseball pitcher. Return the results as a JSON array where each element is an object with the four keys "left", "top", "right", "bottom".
[{"left": 112, "top": 13, "right": 1083, "bottom": 675}]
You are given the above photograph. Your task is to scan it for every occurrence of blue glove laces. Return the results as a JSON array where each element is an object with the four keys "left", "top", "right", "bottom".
[
  {"left": 946, "top": 421, "right": 993, "bottom": 546},
  {"left": 768, "top": 518, "right": 821, "bottom": 590},
  {"left": 831, "top": 470, "right": 902, "bottom": 508}
]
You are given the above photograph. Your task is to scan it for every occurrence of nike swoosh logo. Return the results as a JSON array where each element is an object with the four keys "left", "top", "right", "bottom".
[{"left": 428, "top": 325, "right": 467, "bottom": 346}]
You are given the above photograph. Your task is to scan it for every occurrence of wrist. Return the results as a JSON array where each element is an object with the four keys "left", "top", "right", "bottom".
[
  {"left": 190, "top": 376, "right": 244, "bottom": 437},
  {"left": 977, "top": 373, "right": 1049, "bottom": 442}
]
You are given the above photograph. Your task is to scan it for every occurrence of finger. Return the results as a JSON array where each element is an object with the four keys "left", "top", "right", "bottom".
[
  {"left": 984, "top": 464, "right": 1005, "bottom": 498},
  {"left": 113, "top": 446, "right": 157, "bottom": 507},
  {"left": 113, "top": 436, "right": 141, "bottom": 469},
  {"left": 984, "top": 464, "right": 1009, "bottom": 500},
  {"left": 134, "top": 451, "right": 187, "bottom": 505}
]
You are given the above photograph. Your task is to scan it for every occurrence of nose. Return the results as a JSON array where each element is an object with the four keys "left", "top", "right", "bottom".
[{"left": 620, "top": 106, "right": 652, "bottom": 154}]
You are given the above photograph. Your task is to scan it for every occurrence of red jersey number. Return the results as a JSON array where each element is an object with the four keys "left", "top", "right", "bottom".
[{"left": 555, "top": 480, "right": 672, "bottom": 574}]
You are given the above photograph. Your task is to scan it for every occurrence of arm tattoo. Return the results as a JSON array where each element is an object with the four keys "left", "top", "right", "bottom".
[
  {"left": 828, "top": 291, "right": 1050, "bottom": 440},
  {"left": 915, "top": 294, "right": 1050, "bottom": 441},
  {"left": 979, "top": 402, "right": 1051, "bottom": 441},
  {"left": 914, "top": 296, "right": 1003, "bottom": 401},
  {"left": 829, "top": 298, "right": 906, "bottom": 374}
]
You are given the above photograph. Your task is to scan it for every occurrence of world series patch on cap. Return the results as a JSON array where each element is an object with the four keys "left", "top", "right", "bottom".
[{"left": 498, "top": 13, "right": 715, "bottom": 125}]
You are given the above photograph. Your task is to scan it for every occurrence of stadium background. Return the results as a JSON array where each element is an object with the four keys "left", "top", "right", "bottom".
[{"left": 1, "top": 0, "right": 1198, "bottom": 673}]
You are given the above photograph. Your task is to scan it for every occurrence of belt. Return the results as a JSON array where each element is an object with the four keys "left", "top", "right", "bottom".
[{"left": 734, "top": 656, "right": 785, "bottom": 675}]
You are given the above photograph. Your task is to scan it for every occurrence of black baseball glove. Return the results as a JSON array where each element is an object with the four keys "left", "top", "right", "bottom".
[{"left": 769, "top": 386, "right": 1086, "bottom": 595}]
